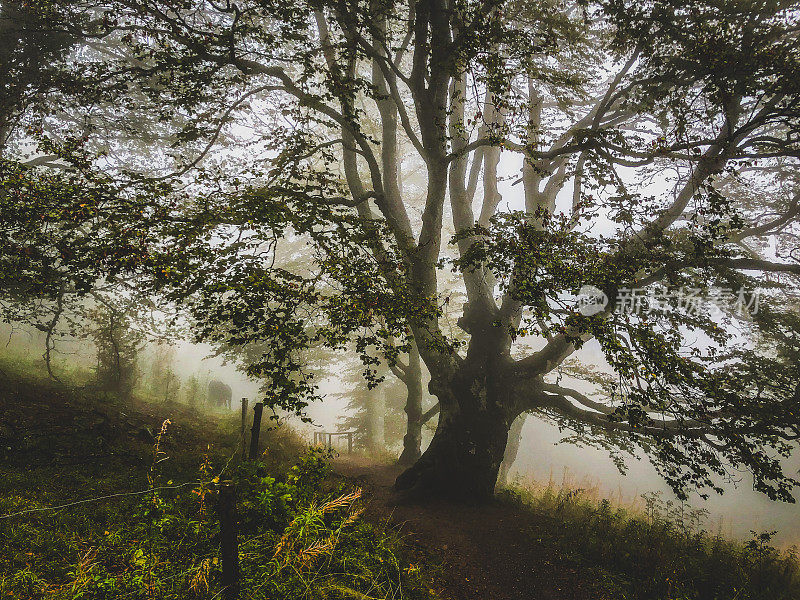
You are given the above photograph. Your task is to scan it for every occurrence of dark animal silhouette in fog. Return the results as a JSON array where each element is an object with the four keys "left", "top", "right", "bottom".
[{"left": 207, "top": 380, "right": 232, "bottom": 410}]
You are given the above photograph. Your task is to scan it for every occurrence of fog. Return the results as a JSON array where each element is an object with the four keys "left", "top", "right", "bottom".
[
  {"left": 512, "top": 420, "right": 800, "bottom": 549},
  {"left": 302, "top": 379, "right": 800, "bottom": 549},
  {"left": 3, "top": 317, "right": 798, "bottom": 550}
]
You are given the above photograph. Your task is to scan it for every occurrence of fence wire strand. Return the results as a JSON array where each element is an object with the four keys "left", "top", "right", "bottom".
[{"left": 0, "top": 434, "right": 245, "bottom": 520}]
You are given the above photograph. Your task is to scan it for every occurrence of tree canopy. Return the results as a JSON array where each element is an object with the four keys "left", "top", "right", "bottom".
[{"left": 2, "top": 0, "right": 800, "bottom": 502}]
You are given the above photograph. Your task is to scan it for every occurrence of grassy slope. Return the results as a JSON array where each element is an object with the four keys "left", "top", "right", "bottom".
[
  {"left": 0, "top": 364, "right": 241, "bottom": 496},
  {"left": 0, "top": 359, "right": 433, "bottom": 600},
  {"left": 497, "top": 479, "right": 800, "bottom": 600}
]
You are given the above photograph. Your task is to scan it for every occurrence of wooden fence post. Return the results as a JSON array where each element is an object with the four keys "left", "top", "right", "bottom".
[
  {"left": 240, "top": 398, "right": 248, "bottom": 460},
  {"left": 249, "top": 402, "right": 264, "bottom": 460},
  {"left": 217, "top": 480, "right": 240, "bottom": 600}
]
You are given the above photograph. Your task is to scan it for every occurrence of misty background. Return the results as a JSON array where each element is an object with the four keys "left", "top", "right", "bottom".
[{"left": 4, "top": 317, "right": 797, "bottom": 548}]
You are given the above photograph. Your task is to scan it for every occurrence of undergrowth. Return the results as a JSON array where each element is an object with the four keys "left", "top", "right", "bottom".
[
  {"left": 0, "top": 444, "right": 432, "bottom": 599},
  {"left": 0, "top": 361, "right": 432, "bottom": 599},
  {"left": 498, "top": 480, "right": 800, "bottom": 600}
]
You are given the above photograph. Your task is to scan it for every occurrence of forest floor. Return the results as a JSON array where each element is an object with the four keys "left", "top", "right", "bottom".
[{"left": 333, "top": 456, "right": 604, "bottom": 600}]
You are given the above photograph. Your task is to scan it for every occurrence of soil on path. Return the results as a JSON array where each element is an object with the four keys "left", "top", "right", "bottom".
[{"left": 334, "top": 456, "right": 603, "bottom": 600}]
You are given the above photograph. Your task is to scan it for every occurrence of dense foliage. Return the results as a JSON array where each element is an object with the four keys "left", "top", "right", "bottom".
[{"left": 1, "top": 0, "right": 799, "bottom": 501}]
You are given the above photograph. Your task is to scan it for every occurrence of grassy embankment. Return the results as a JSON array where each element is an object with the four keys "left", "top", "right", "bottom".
[
  {"left": 499, "top": 473, "right": 800, "bottom": 599},
  {"left": 0, "top": 353, "right": 434, "bottom": 599}
]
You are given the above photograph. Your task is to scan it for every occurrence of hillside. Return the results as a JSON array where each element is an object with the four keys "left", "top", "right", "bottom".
[
  {"left": 0, "top": 369, "right": 239, "bottom": 487},
  {"left": 0, "top": 365, "right": 432, "bottom": 599},
  {"left": 1, "top": 362, "right": 799, "bottom": 600}
]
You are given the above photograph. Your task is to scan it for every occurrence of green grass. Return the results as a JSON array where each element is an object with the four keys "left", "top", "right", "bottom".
[
  {"left": 499, "top": 477, "right": 800, "bottom": 600},
  {"left": 0, "top": 450, "right": 433, "bottom": 599},
  {"left": 0, "top": 359, "right": 435, "bottom": 600}
]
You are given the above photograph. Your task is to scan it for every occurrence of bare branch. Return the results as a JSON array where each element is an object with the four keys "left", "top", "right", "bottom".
[
  {"left": 708, "top": 257, "right": 800, "bottom": 275},
  {"left": 540, "top": 383, "right": 616, "bottom": 415}
]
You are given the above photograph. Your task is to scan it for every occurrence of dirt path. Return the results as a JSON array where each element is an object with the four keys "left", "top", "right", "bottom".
[{"left": 334, "top": 457, "right": 600, "bottom": 600}]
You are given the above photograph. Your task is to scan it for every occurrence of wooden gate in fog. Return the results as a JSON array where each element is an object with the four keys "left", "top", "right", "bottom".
[{"left": 313, "top": 431, "right": 355, "bottom": 454}]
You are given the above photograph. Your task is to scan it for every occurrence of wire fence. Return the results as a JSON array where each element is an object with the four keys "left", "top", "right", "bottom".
[
  {"left": 0, "top": 421, "right": 245, "bottom": 521},
  {"left": 0, "top": 482, "right": 204, "bottom": 520},
  {"left": 0, "top": 404, "right": 269, "bottom": 598}
]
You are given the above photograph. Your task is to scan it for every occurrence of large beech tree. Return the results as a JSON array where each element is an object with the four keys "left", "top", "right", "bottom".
[{"left": 6, "top": 0, "right": 800, "bottom": 501}]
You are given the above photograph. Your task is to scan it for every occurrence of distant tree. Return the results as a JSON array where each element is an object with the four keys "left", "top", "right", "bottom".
[
  {"left": 161, "top": 368, "right": 181, "bottom": 403},
  {"left": 184, "top": 373, "right": 202, "bottom": 411},
  {"left": 86, "top": 297, "right": 144, "bottom": 397},
  {"left": 148, "top": 344, "right": 180, "bottom": 402},
  {"left": 337, "top": 364, "right": 407, "bottom": 452}
]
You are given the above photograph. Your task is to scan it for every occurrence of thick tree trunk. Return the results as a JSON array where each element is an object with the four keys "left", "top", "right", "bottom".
[{"left": 394, "top": 385, "right": 510, "bottom": 502}]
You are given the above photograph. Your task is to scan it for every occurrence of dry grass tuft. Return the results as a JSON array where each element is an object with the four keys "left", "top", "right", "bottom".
[
  {"left": 189, "top": 558, "right": 211, "bottom": 598},
  {"left": 319, "top": 488, "right": 362, "bottom": 514},
  {"left": 273, "top": 487, "right": 365, "bottom": 570}
]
